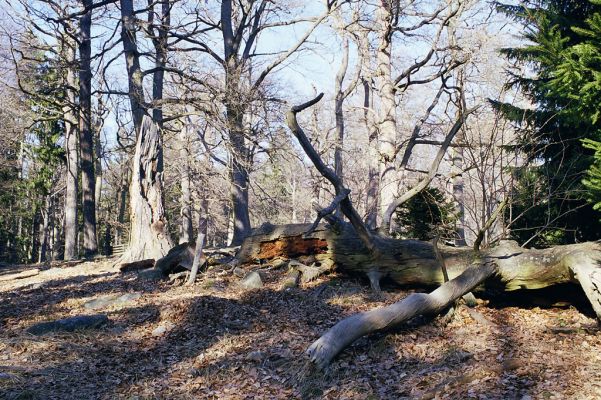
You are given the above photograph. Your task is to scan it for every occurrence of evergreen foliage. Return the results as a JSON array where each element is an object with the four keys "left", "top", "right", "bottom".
[
  {"left": 393, "top": 188, "right": 457, "bottom": 241},
  {"left": 496, "top": 0, "right": 601, "bottom": 246}
]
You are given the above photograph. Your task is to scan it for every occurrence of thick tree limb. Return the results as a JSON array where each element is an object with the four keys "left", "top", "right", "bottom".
[
  {"left": 306, "top": 260, "right": 498, "bottom": 369},
  {"left": 473, "top": 197, "right": 508, "bottom": 252},
  {"left": 306, "top": 189, "right": 350, "bottom": 235}
]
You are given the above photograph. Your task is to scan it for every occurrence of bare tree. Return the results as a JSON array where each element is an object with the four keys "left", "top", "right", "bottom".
[{"left": 79, "top": 0, "right": 97, "bottom": 257}]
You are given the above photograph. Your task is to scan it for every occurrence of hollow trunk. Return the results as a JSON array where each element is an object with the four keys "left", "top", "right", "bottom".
[
  {"left": 236, "top": 222, "right": 601, "bottom": 367},
  {"left": 118, "top": 116, "right": 173, "bottom": 264}
]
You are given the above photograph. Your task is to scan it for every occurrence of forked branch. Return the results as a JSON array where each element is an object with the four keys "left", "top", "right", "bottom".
[{"left": 286, "top": 94, "right": 377, "bottom": 254}]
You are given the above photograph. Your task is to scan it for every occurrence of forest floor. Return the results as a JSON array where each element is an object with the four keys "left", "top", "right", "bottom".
[{"left": 1, "top": 259, "right": 601, "bottom": 399}]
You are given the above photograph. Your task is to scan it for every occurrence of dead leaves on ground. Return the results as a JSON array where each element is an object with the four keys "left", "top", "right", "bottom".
[{"left": 0, "top": 260, "right": 600, "bottom": 399}]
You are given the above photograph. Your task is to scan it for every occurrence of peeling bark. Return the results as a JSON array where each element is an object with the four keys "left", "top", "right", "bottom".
[{"left": 118, "top": 116, "right": 173, "bottom": 264}]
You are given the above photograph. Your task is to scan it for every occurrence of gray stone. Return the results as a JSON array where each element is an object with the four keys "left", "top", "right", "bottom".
[
  {"left": 240, "top": 271, "right": 263, "bottom": 289},
  {"left": 246, "top": 350, "right": 266, "bottom": 362},
  {"left": 232, "top": 267, "right": 246, "bottom": 278},
  {"left": 26, "top": 314, "right": 109, "bottom": 335},
  {"left": 282, "top": 270, "right": 300, "bottom": 289},
  {"left": 152, "top": 321, "right": 175, "bottom": 336},
  {"left": 84, "top": 292, "right": 141, "bottom": 310}
]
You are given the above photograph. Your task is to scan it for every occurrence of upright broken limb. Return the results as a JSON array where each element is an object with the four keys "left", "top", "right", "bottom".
[
  {"left": 186, "top": 216, "right": 208, "bottom": 285},
  {"left": 118, "top": 116, "right": 173, "bottom": 265},
  {"left": 286, "top": 94, "right": 377, "bottom": 256}
]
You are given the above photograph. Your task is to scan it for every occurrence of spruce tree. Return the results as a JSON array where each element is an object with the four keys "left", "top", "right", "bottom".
[{"left": 496, "top": 0, "right": 601, "bottom": 246}]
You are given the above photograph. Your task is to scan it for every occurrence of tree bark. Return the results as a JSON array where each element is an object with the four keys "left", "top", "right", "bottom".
[
  {"left": 373, "top": 4, "right": 398, "bottom": 223},
  {"left": 362, "top": 78, "right": 379, "bottom": 229},
  {"left": 179, "top": 124, "right": 193, "bottom": 244},
  {"left": 63, "top": 36, "right": 78, "bottom": 261},
  {"left": 149, "top": 0, "right": 170, "bottom": 171},
  {"left": 116, "top": 160, "right": 129, "bottom": 245},
  {"left": 118, "top": 116, "right": 173, "bottom": 264},
  {"left": 79, "top": 0, "right": 97, "bottom": 258},
  {"left": 186, "top": 216, "right": 207, "bottom": 285},
  {"left": 226, "top": 94, "right": 251, "bottom": 246},
  {"left": 119, "top": 0, "right": 145, "bottom": 132},
  {"left": 38, "top": 195, "right": 51, "bottom": 263}
]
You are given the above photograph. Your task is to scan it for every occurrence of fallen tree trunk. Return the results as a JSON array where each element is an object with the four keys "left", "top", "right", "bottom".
[
  {"left": 279, "top": 93, "right": 601, "bottom": 369},
  {"left": 239, "top": 222, "right": 600, "bottom": 292},
  {"left": 236, "top": 222, "right": 601, "bottom": 366}
]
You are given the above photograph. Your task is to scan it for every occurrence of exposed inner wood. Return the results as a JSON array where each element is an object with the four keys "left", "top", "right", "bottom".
[{"left": 257, "top": 237, "right": 329, "bottom": 260}]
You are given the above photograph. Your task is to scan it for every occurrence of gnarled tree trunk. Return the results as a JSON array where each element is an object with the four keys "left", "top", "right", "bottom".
[{"left": 118, "top": 116, "right": 173, "bottom": 264}]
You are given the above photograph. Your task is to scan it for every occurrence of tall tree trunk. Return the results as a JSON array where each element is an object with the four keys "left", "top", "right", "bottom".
[
  {"left": 94, "top": 109, "right": 103, "bottom": 229},
  {"left": 224, "top": 71, "right": 251, "bottom": 245},
  {"left": 38, "top": 195, "right": 51, "bottom": 263},
  {"left": 179, "top": 124, "right": 193, "bottom": 243},
  {"left": 51, "top": 199, "right": 63, "bottom": 260},
  {"left": 363, "top": 78, "right": 379, "bottom": 229},
  {"left": 79, "top": 0, "right": 97, "bottom": 257},
  {"left": 116, "top": 162, "right": 128, "bottom": 245},
  {"left": 63, "top": 36, "right": 79, "bottom": 261},
  {"left": 120, "top": 0, "right": 145, "bottom": 132},
  {"left": 448, "top": 14, "right": 467, "bottom": 246},
  {"left": 228, "top": 129, "right": 251, "bottom": 246},
  {"left": 333, "top": 36, "right": 349, "bottom": 191},
  {"left": 118, "top": 116, "right": 173, "bottom": 264},
  {"left": 222, "top": 0, "right": 251, "bottom": 246},
  {"left": 373, "top": 4, "right": 398, "bottom": 226},
  {"left": 150, "top": 0, "right": 170, "bottom": 169},
  {"left": 119, "top": 0, "right": 173, "bottom": 261},
  {"left": 30, "top": 206, "right": 40, "bottom": 263}
]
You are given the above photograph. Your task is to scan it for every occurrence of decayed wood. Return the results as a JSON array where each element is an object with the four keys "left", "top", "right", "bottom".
[
  {"left": 118, "top": 116, "right": 173, "bottom": 265},
  {"left": 237, "top": 222, "right": 601, "bottom": 366},
  {"left": 154, "top": 241, "right": 197, "bottom": 275},
  {"left": 283, "top": 94, "right": 601, "bottom": 368},
  {"left": 239, "top": 223, "right": 601, "bottom": 293},
  {"left": 119, "top": 259, "right": 155, "bottom": 273}
]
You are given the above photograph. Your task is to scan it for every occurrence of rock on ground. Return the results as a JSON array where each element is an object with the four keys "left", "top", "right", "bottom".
[{"left": 26, "top": 314, "right": 109, "bottom": 335}]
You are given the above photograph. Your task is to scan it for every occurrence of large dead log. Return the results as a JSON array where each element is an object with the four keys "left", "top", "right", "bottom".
[
  {"left": 237, "top": 221, "right": 601, "bottom": 367},
  {"left": 282, "top": 93, "right": 601, "bottom": 367},
  {"left": 238, "top": 222, "right": 600, "bottom": 293}
]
